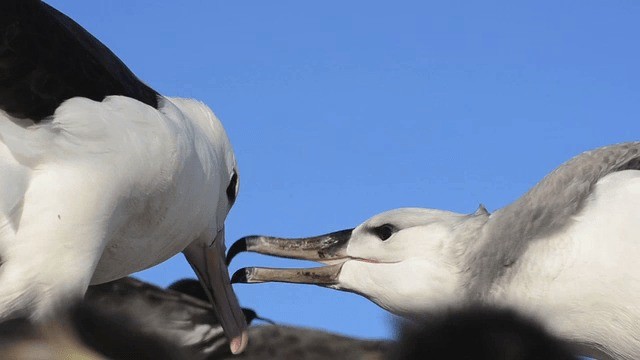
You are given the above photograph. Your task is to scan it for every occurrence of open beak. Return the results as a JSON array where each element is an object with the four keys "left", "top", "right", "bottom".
[
  {"left": 227, "top": 229, "right": 353, "bottom": 287},
  {"left": 183, "top": 228, "right": 248, "bottom": 354}
]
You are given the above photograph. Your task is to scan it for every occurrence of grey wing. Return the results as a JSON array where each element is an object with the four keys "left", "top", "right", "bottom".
[
  {"left": 498, "top": 142, "right": 640, "bottom": 241},
  {"left": 470, "top": 142, "right": 640, "bottom": 295}
]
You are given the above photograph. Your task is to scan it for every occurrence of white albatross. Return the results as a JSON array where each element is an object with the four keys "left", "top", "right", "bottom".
[
  {"left": 0, "top": 0, "right": 247, "bottom": 353},
  {"left": 229, "top": 142, "right": 640, "bottom": 360}
]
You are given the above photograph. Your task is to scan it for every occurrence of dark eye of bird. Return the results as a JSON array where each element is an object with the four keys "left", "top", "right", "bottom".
[
  {"left": 226, "top": 171, "right": 238, "bottom": 206},
  {"left": 372, "top": 224, "right": 395, "bottom": 241}
]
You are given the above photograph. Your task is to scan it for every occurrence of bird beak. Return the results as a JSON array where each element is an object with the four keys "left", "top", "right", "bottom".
[
  {"left": 227, "top": 229, "right": 353, "bottom": 287},
  {"left": 183, "top": 228, "right": 248, "bottom": 354},
  {"left": 232, "top": 263, "right": 344, "bottom": 285},
  {"left": 226, "top": 229, "right": 353, "bottom": 265}
]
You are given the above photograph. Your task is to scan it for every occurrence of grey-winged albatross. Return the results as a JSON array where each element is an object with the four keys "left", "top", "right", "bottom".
[
  {"left": 229, "top": 142, "right": 640, "bottom": 359},
  {"left": 0, "top": 1, "right": 246, "bottom": 353}
]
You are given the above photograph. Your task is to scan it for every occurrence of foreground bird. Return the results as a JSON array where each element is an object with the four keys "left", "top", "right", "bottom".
[
  {"left": 94, "top": 278, "right": 389, "bottom": 360},
  {"left": 85, "top": 278, "right": 256, "bottom": 358},
  {"left": 163, "top": 279, "right": 391, "bottom": 360},
  {"left": 394, "top": 306, "right": 574, "bottom": 360},
  {"left": 0, "top": 277, "right": 390, "bottom": 360},
  {"left": 0, "top": 1, "right": 246, "bottom": 352},
  {"left": 229, "top": 142, "right": 640, "bottom": 359}
]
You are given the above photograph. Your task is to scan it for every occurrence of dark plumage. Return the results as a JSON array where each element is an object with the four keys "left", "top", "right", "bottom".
[
  {"left": 234, "top": 325, "right": 390, "bottom": 360},
  {"left": 86, "top": 277, "right": 232, "bottom": 358},
  {"left": 0, "top": 0, "right": 158, "bottom": 121},
  {"left": 392, "top": 307, "right": 574, "bottom": 360},
  {"left": 0, "top": 304, "right": 189, "bottom": 360},
  {"left": 0, "top": 276, "right": 392, "bottom": 359},
  {"left": 168, "top": 278, "right": 213, "bottom": 300},
  {"left": 168, "top": 279, "right": 271, "bottom": 325},
  {"left": 70, "top": 302, "right": 190, "bottom": 360},
  {"left": 89, "top": 278, "right": 391, "bottom": 359},
  {"left": 167, "top": 278, "right": 390, "bottom": 359}
]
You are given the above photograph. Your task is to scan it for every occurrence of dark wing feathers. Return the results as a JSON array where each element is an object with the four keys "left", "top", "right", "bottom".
[
  {"left": 86, "top": 277, "right": 227, "bottom": 356},
  {"left": 0, "top": 0, "right": 158, "bottom": 122}
]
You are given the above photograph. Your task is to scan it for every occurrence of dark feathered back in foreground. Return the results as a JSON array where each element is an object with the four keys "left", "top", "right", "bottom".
[
  {"left": 70, "top": 302, "right": 190, "bottom": 360},
  {"left": 0, "top": 278, "right": 391, "bottom": 359},
  {"left": 393, "top": 307, "right": 574, "bottom": 360},
  {"left": 168, "top": 279, "right": 390, "bottom": 360},
  {"left": 232, "top": 325, "right": 390, "bottom": 360},
  {"left": 0, "top": 304, "right": 189, "bottom": 360}
]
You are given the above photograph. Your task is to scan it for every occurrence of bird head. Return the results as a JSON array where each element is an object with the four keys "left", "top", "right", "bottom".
[{"left": 228, "top": 207, "right": 489, "bottom": 317}]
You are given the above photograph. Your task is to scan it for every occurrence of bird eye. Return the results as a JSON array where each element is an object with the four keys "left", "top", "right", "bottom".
[
  {"left": 372, "top": 224, "right": 396, "bottom": 241},
  {"left": 226, "top": 171, "right": 238, "bottom": 206}
]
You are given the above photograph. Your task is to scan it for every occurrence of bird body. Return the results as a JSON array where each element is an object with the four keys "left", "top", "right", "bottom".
[
  {"left": 85, "top": 277, "right": 392, "bottom": 360},
  {"left": 489, "top": 169, "right": 640, "bottom": 359},
  {"left": 230, "top": 142, "right": 640, "bottom": 359},
  {"left": 0, "top": 277, "right": 392, "bottom": 360},
  {"left": 86, "top": 277, "right": 239, "bottom": 357},
  {"left": 0, "top": 1, "right": 246, "bottom": 352}
]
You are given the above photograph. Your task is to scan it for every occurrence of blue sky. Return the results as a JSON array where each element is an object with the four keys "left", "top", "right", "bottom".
[{"left": 50, "top": 1, "right": 640, "bottom": 341}]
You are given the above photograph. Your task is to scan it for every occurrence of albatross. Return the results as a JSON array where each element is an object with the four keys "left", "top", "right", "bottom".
[
  {"left": 87, "top": 278, "right": 390, "bottom": 360},
  {"left": 0, "top": 0, "right": 247, "bottom": 353},
  {"left": 229, "top": 142, "right": 640, "bottom": 360},
  {"left": 0, "top": 276, "right": 392, "bottom": 360}
]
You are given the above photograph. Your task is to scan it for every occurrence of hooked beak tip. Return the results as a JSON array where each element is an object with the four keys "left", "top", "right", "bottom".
[
  {"left": 226, "top": 237, "right": 251, "bottom": 265},
  {"left": 230, "top": 330, "right": 249, "bottom": 354},
  {"left": 227, "top": 228, "right": 354, "bottom": 265},
  {"left": 231, "top": 267, "right": 250, "bottom": 284}
]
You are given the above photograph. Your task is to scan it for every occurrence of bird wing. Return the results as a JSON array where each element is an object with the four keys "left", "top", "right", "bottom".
[
  {"left": 496, "top": 142, "right": 640, "bottom": 241},
  {"left": 470, "top": 142, "right": 640, "bottom": 293},
  {"left": 0, "top": 0, "right": 158, "bottom": 122}
]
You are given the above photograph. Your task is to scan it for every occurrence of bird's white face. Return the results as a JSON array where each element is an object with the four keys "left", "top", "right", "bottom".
[
  {"left": 345, "top": 208, "right": 466, "bottom": 263},
  {"left": 228, "top": 207, "right": 482, "bottom": 318},
  {"left": 337, "top": 208, "right": 469, "bottom": 315}
]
